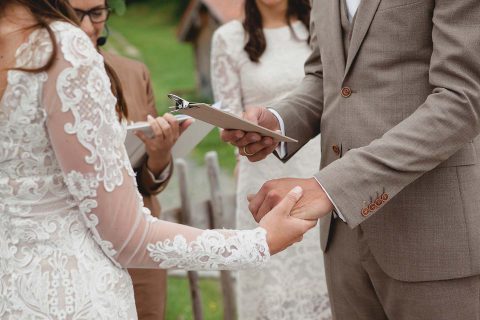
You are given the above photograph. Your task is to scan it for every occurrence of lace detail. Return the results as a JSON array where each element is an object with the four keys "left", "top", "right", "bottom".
[
  {"left": 56, "top": 27, "right": 125, "bottom": 193},
  {"left": 147, "top": 228, "right": 269, "bottom": 270},
  {"left": 1, "top": 21, "right": 271, "bottom": 319},
  {"left": 211, "top": 21, "right": 331, "bottom": 319}
]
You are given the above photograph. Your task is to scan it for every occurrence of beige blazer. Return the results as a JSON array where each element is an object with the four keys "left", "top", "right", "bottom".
[
  {"left": 102, "top": 51, "right": 172, "bottom": 218},
  {"left": 273, "top": 0, "right": 480, "bottom": 282}
]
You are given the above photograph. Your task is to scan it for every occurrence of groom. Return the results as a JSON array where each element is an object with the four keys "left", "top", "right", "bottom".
[{"left": 221, "top": 0, "right": 480, "bottom": 318}]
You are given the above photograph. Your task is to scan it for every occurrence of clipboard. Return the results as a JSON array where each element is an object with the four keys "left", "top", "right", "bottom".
[{"left": 168, "top": 94, "right": 298, "bottom": 143}]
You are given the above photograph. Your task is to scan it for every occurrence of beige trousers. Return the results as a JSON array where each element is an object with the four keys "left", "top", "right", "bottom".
[{"left": 324, "top": 219, "right": 480, "bottom": 320}]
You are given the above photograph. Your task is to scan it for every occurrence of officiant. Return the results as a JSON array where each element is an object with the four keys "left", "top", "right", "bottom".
[{"left": 69, "top": 1, "right": 190, "bottom": 319}]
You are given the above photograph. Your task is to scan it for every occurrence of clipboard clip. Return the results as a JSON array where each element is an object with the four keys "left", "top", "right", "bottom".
[{"left": 168, "top": 94, "right": 191, "bottom": 110}]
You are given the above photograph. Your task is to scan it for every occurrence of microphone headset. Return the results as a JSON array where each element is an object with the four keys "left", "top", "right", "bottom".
[{"left": 97, "top": 25, "right": 110, "bottom": 47}]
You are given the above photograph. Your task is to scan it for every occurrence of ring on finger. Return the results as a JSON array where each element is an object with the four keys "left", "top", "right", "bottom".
[{"left": 243, "top": 145, "right": 255, "bottom": 156}]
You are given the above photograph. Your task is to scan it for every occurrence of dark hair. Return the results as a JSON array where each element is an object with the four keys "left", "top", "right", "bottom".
[
  {"left": 0, "top": 0, "right": 128, "bottom": 119},
  {"left": 243, "top": 0, "right": 311, "bottom": 63}
]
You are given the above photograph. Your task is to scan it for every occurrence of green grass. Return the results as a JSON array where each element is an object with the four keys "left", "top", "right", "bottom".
[
  {"left": 107, "top": 0, "right": 236, "bottom": 171},
  {"left": 108, "top": 1, "right": 195, "bottom": 111},
  {"left": 167, "top": 276, "right": 224, "bottom": 320}
]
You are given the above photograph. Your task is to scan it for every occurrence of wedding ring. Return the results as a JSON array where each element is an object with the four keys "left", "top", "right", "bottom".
[{"left": 243, "top": 146, "right": 255, "bottom": 156}]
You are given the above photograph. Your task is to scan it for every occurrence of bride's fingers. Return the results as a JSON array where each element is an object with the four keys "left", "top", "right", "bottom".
[{"left": 268, "top": 186, "right": 303, "bottom": 218}]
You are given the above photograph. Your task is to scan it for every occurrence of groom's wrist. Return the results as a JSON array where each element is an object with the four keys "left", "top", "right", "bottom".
[{"left": 312, "top": 176, "right": 347, "bottom": 222}]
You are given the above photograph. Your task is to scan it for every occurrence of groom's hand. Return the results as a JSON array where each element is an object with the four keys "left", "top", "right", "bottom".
[
  {"left": 248, "top": 178, "right": 334, "bottom": 222},
  {"left": 220, "top": 107, "right": 280, "bottom": 162}
]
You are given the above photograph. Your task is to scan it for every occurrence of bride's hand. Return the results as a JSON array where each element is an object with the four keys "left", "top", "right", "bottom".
[{"left": 259, "top": 186, "right": 318, "bottom": 255}]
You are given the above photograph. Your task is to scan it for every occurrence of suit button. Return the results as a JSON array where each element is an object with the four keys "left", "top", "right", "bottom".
[
  {"left": 341, "top": 87, "right": 352, "bottom": 98},
  {"left": 375, "top": 198, "right": 383, "bottom": 206},
  {"left": 361, "top": 207, "right": 370, "bottom": 217},
  {"left": 332, "top": 145, "right": 341, "bottom": 155},
  {"left": 381, "top": 193, "right": 389, "bottom": 201},
  {"left": 368, "top": 203, "right": 377, "bottom": 212}
]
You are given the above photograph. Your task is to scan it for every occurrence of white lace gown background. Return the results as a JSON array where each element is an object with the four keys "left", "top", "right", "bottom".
[
  {"left": 211, "top": 21, "right": 331, "bottom": 320},
  {"left": 0, "top": 22, "right": 272, "bottom": 320}
]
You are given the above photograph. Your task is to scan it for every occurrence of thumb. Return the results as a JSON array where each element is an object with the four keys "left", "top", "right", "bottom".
[
  {"left": 244, "top": 107, "right": 260, "bottom": 124},
  {"left": 271, "top": 186, "right": 303, "bottom": 216}
]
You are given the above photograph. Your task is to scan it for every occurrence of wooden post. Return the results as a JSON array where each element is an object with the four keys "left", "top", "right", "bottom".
[
  {"left": 205, "top": 152, "right": 237, "bottom": 320},
  {"left": 176, "top": 159, "right": 204, "bottom": 320}
]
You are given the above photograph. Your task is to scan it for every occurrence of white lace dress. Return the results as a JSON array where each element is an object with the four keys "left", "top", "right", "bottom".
[
  {"left": 211, "top": 21, "right": 331, "bottom": 320},
  {"left": 0, "top": 22, "right": 271, "bottom": 320}
]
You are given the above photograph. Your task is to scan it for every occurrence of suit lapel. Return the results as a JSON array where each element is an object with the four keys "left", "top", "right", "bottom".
[
  {"left": 344, "top": 0, "right": 381, "bottom": 78},
  {"left": 327, "top": 0, "right": 346, "bottom": 77}
]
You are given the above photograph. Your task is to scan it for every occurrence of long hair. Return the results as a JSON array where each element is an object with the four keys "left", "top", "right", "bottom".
[
  {"left": 0, "top": 0, "right": 128, "bottom": 119},
  {"left": 243, "top": 0, "right": 311, "bottom": 63}
]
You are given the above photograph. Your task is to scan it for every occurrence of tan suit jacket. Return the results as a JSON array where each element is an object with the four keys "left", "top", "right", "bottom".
[
  {"left": 103, "top": 51, "right": 172, "bottom": 217},
  {"left": 273, "top": 0, "right": 480, "bottom": 282}
]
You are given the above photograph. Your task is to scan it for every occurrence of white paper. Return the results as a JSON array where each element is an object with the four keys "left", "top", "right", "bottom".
[
  {"left": 171, "top": 120, "right": 214, "bottom": 159},
  {"left": 125, "top": 113, "right": 210, "bottom": 167},
  {"left": 125, "top": 122, "right": 149, "bottom": 168}
]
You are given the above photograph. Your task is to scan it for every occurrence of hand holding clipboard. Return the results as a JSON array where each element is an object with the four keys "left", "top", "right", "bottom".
[{"left": 168, "top": 94, "right": 297, "bottom": 143}]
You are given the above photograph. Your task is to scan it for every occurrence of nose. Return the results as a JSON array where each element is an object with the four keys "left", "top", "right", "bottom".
[{"left": 80, "top": 16, "right": 96, "bottom": 40}]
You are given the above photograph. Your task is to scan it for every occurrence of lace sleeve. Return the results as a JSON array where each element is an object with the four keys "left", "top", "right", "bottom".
[
  {"left": 42, "top": 22, "right": 270, "bottom": 270},
  {"left": 211, "top": 29, "right": 244, "bottom": 116}
]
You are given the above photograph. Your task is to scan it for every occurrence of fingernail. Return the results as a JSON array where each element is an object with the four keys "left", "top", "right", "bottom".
[
  {"left": 236, "top": 132, "right": 244, "bottom": 139},
  {"left": 147, "top": 115, "right": 154, "bottom": 120},
  {"left": 291, "top": 186, "right": 303, "bottom": 198}
]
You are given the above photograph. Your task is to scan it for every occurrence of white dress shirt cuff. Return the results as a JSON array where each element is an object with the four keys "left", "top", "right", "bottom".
[
  {"left": 147, "top": 161, "right": 172, "bottom": 184},
  {"left": 268, "top": 108, "right": 287, "bottom": 159},
  {"left": 313, "top": 176, "right": 347, "bottom": 222}
]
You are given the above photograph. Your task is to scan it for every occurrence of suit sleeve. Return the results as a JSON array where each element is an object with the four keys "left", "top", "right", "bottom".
[
  {"left": 271, "top": 9, "right": 325, "bottom": 162},
  {"left": 315, "top": 0, "right": 480, "bottom": 228},
  {"left": 135, "top": 64, "right": 173, "bottom": 196}
]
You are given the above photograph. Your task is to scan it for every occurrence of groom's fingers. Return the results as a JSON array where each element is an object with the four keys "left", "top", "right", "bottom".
[
  {"left": 248, "top": 190, "right": 266, "bottom": 218},
  {"left": 220, "top": 129, "right": 245, "bottom": 144},
  {"left": 249, "top": 182, "right": 286, "bottom": 219},
  {"left": 255, "top": 189, "right": 283, "bottom": 222},
  {"left": 235, "top": 132, "right": 263, "bottom": 148},
  {"left": 245, "top": 144, "right": 278, "bottom": 162}
]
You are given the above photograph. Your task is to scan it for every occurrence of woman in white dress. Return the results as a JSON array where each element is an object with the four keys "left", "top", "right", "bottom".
[
  {"left": 0, "top": 1, "right": 318, "bottom": 319},
  {"left": 211, "top": 0, "right": 331, "bottom": 319}
]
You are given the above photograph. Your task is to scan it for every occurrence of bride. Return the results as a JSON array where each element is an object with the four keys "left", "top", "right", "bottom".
[{"left": 0, "top": 1, "right": 317, "bottom": 319}]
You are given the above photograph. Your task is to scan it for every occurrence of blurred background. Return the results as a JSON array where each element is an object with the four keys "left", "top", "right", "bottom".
[
  {"left": 107, "top": 0, "right": 243, "bottom": 172},
  {"left": 106, "top": 1, "right": 244, "bottom": 318}
]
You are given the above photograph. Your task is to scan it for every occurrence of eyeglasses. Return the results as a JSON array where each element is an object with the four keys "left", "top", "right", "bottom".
[{"left": 74, "top": 7, "right": 112, "bottom": 24}]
